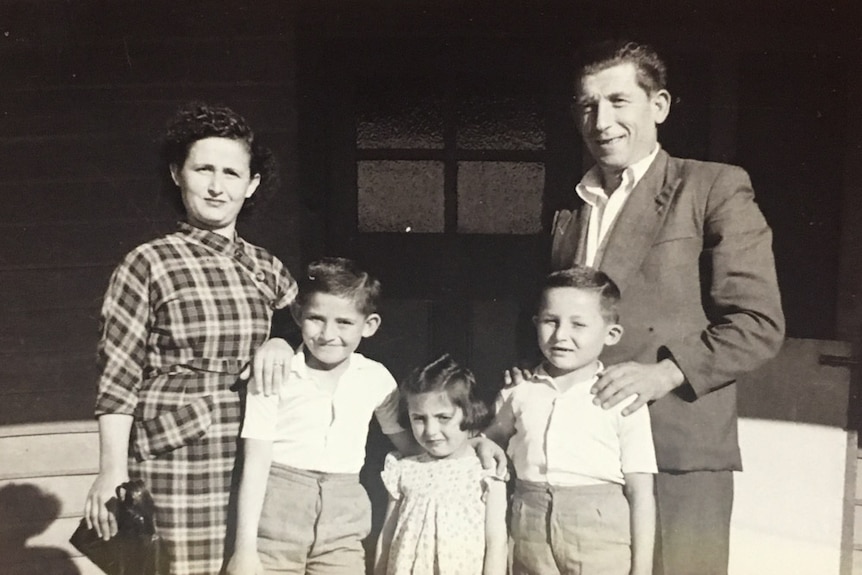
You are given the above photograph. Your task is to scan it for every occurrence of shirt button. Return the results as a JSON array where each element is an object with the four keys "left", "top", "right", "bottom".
[
  {"left": 234, "top": 248, "right": 244, "bottom": 258},
  {"left": 255, "top": 271, "right": 266, "bottom": 282}
]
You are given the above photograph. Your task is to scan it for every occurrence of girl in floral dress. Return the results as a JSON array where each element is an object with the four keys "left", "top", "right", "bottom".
[{"left": 374, "top": 354, "right": 508, "bottom": 575}]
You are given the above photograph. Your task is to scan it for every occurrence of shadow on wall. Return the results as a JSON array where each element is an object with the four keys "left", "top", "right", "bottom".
[{"left": 0, "top": 483, "right": 81, "bottom": 575}]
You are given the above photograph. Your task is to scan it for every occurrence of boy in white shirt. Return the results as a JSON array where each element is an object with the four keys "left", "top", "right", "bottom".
[
  {"left": 485, "top": 266, "right": 657, "bottom": 575},
  {"left": 227, "top": 257, "right": 415, "bottom": 575},
  {"left": 228, "top": 257, "right": 505, "bottom": 575}
]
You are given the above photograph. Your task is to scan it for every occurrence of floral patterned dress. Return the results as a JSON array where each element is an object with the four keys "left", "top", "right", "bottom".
[{"left": 381, "top": 451, "right": 497, "bottom": 575}]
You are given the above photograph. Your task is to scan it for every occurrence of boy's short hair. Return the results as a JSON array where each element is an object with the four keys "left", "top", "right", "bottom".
[
  {"left": 397, "top": 354, "right": 492, "bottom": 433},
  {"left": 573, "top": 39, "right": 668, "bottom": 96},
  {"left": 540, "top": 265, "right": 621, "bottom": 323},
  {"left": 295, "top": 257, "right": 381, "bottom": 316}
]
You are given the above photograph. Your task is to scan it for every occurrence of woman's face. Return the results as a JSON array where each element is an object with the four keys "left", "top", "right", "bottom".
[{"left": 170, "top": 137, "right": 260, "bottom": 238}]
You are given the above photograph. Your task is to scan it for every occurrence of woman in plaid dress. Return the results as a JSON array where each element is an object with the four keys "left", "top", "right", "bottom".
[{"left": 83, "top": 103, "right": 297, "bottom": 575}]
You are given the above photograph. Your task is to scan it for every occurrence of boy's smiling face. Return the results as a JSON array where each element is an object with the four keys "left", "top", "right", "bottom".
[
  {"left": 294, "top": 292, "right": 380, "bottom": 371},
  {"left": 534, "top": 286, "right": 622, "bottom": 379}
]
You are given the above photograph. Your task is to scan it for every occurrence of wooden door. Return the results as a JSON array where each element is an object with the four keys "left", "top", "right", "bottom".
[{"left": 298, "top": 37, "right": 579, "bottom": 394}]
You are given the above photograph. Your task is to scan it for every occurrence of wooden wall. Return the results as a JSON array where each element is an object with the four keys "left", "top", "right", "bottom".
[
  {"left": 0, "top": 421, "right": 100, "bottom": 574},
  {"left": 0, "top": 0, "right": 302, "bottom": 425}
]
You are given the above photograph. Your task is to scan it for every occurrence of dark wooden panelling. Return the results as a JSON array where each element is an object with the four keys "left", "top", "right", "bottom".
[
  {"left": 0, "top": 221, "right": 175, "bottom": 268},
  {"left": 0, "top": 38, "right": 294, "bottom": 87},
  {"left": 0, "top": 1, "right": 301, "bottom": 427},
  {"left": 0, "top": 390, "right": 96, "bottom": 424},
  {"left": 737, "top": 51, "right": 847, "bottom": 340},
  {"left": 0, "top": 87, "right": 294, "bottom": 139},
  {"left": 0, "top": 138, "right": 160, "bottom": 185},
  {"left": 0, "top": 268, "right": 111, "bottom": 313},
  {"left": 0, "top": 181, "right": 173, "bottom": 226},
  {"left": 469, "top": 299, "right": 522, "bottom": 400},
  {"left": 357, "top": 299, "right": 433, "bottom": 384},
  {"left": 0, "top": 1, "right": 296, "bottom": 88},
  {"left": 660, "top": 51, "right": 711, "bottom": 162},
  {"left": 0, "top": 352, "right": 96, "bottom": 394},
  {"left": 63, "top": 1, "right": 295, "bottom": 41},
  {"left": 0, "top": 308, "right": 98, "bottom": 355}
]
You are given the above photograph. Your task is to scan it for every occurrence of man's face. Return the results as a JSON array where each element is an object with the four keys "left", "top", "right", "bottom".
[{"left": 574, "top": 62, "right": 670, "bottom": 180}]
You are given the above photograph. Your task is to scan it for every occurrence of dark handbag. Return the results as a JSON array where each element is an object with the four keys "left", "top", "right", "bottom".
[{"left": 70, "top": 480, "right": 170, "bottom": 575}]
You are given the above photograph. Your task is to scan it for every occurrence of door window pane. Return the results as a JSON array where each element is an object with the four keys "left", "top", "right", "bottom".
[
  {"left": 357, "top": 90, "right": 445, "bottom": 149},
  {"left": 358, "top": 160, "right": 445, "bottom": 232},
  {"left": 456, "top": 94, "right": 545, "bottom": 150},
  {"left": 457, "top": 161, "right": 544, "bottom": 234}
]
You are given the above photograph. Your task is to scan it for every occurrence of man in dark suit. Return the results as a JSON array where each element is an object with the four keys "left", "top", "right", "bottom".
[{"left": 552, "top": 40, "right": 785, "bottom": 575}]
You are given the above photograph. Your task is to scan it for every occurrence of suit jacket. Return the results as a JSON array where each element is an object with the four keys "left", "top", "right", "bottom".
[{"left": 551, "top": 150, "right": 785, "bottom": 471}]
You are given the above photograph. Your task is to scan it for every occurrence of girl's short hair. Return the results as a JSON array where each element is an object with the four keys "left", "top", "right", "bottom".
[{"left": 397, "top": 354, "right": 492, "bottom": 432}]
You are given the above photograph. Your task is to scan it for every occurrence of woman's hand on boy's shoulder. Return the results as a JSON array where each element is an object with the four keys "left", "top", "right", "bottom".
[
  {"left": 244, "top": 338, "right": 294, "bottom": 396},
  {"left": 591, "top": 359, "right": 685, "bottom": 415}
]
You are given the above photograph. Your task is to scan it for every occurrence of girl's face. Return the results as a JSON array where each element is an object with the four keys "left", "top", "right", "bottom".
[
  {"left": 406, "top": 390, "right": 472, "bottom": 459},
  {"left": 170, "top": 137, "right": 260, "bottom": 238}
]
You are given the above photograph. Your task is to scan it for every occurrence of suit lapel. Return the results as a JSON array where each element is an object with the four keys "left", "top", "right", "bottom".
[
  {"left": 573, "top": 206, "right": 590, "bottom": 265},
  {"left": 551, "top": 203, "right": 591, "bottom": 270},
  {"left": 599, "top": 151, "right": 681, "bottom": 293}
]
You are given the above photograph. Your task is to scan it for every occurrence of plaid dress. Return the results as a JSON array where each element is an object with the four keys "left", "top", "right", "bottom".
[{"left": 95, "top": 222, "right": 296, "bottom": 575}]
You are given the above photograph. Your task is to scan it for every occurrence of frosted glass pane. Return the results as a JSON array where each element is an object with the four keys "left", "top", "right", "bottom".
[
  {"left": 357, "top": 92, "right": 445, "bottom": 149},
  {"left": 456, "top": 94, "right": 545, "bottom": 150},
  {"left": 358, "top": 160, "right": 445, "bottom": 232},
  {"left": 457, "top": 162, "right": 544, "bottom": 234}
]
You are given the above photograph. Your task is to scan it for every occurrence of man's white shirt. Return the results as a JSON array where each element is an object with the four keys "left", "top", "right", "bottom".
[{"left": 576, "top": 145, "right": 661, "bottom": 266}]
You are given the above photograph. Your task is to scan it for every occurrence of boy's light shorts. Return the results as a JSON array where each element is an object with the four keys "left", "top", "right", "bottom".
[
  {"left": 511, "top": 480, "right": 631, "bottom": 575},
  {"left": 257, "top": 462, "right": 371, "bottom": 575}
]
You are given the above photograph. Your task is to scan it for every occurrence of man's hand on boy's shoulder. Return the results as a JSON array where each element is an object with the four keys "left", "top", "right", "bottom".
[
  {"left": 503, "top": 366, "right": 534, "bottom": 389},
  {"left": 591, "top": 359, "right": 686, "bottom": 416}
]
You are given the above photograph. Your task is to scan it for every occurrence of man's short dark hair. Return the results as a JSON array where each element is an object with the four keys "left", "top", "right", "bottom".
[
  {"left": 540, "top": 265, "right": 621, "bottom": 323},
  {"left": 574, "top": 39, "right": 668, "bottom": 95}
]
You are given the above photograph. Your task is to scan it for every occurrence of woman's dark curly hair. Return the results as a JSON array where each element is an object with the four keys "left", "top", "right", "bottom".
[{"left": 159, "top": 101, "right": 279, "bottom": 217}]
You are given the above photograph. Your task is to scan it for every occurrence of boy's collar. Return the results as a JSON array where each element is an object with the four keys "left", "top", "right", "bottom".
[
  {"left": 532, "top": 361, "right": 604, "bottom": 388},
  {"left": 290, "top": 345, "right": 367, "bottom": 379}
]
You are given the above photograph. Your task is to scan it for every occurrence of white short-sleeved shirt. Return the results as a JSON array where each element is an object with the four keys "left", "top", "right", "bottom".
[
  {"left": 489, "top": 362, "right": 657, "bottom": 486},
  {"left": 242, "top": 348, "right": 403, "bottom": 473}
]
